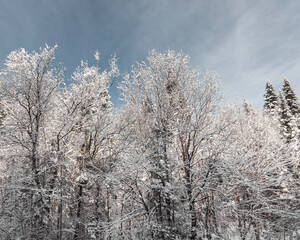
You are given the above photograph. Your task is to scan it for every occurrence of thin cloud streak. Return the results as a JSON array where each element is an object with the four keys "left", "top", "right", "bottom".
[{"left": 0, "top": 0, "right": 299, "bottom": 107}]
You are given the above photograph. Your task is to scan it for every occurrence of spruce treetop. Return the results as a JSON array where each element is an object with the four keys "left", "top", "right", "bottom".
[
  {"left": 282, "top": 78, "right": 300, "bottom": 116},
  {"left": 278, "top": 90, "right": 298, "bottom": 142},
  {"left": 263, "top": 80, "right": 278, "bottom": 114},
  {"left": 243, "top": 99, "right": 255, "bottom": 115}
]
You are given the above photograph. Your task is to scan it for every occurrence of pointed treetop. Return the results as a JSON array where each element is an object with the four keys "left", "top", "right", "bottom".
[
  {"left": 282, "top": 78, "right": 300, "bottom": 116},
  {"left": 263, "top": 80, "right": 278, "bottom": 114},
  {"left": 243, "top": 99, "right": 255, "bottom": 115},
  {"left": 278, "top": 90, "right": 298, "bottom": 142}
]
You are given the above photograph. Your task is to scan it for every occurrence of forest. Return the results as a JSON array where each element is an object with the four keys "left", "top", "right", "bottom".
[{"left": 0, "top": 46, "right": 299, "bottom": 240}]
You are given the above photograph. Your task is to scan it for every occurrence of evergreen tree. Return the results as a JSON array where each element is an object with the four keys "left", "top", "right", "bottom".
[
  {"left": 282, "top": 78, "right": 300, "bottom": 141},
  {"left": 282, "top": 78, "right": 300, "bottom": 116},
  {"left": 278, "top": 91, "right": 298, "bottom": 143},
  {"left": 263, "top": 80, "right": 278, "bottom": 115},
  {"left": 243, "top": 99, "right": 255, "bottom": 115}
]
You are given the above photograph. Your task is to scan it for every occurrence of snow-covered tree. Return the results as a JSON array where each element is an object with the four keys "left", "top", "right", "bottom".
[
  {"left": 0, "top": 46, "right": 299, "bottom": 239},
  {"left": 0, "top": 46, "right": 120, "bottom": 240},
  {"left": 243, "top": 99, "right": 256, "bottom": 115},
  {"left": 263, "top": 80, "right": 278, "bottom": 115},
  {"left": 0, "top": 45, "right": 64, "bottom": 239},
  {"left": 282, "top": 78, "right": 300, "bottom": 117},
  {"left": 49, "top": 54, "right": 119, "bottom": 240},
  {"left": 278, "top": 91, "right": 298, "bottom": 144},
  {"left": 67, "top": 56, "right": 119, "bottom": 240},
  {"left": 119, "top": 50, "right": 234, "bottom": 239},
  {"left": 225, "top": 106, "right": 300, "bottom": 239},
  {"left": 282, "top": 78, "right": 300, "bottom": 141}
]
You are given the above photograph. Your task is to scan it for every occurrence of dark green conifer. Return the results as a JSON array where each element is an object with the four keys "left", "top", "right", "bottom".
[
  {"left": 282, "top": 78, "right": 300, "bottom": 117},
  {"left": 278, "top": 91, "right": 297, "bottom": 142},
  {"left": 263, "top": 80, "right": 278, "bottom": 115}
]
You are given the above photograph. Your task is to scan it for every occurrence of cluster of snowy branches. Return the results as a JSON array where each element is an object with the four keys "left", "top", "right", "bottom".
[{"left": 0, "top": 46, "right": 299, "bottom": 240}]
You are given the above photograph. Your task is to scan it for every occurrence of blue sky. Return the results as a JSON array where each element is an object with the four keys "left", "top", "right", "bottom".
[{"left": 0, "top": 0, "right": 300, "bottom": 108}]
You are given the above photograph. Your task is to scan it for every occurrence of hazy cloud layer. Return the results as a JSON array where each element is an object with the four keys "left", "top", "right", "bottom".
[{"left": 0, "top": 0, "right": 299, "bottom": 107}]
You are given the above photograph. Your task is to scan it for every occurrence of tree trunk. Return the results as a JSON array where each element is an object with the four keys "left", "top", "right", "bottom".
[{"left": 74, "top": 185, "right": 84, "bottom": 240}]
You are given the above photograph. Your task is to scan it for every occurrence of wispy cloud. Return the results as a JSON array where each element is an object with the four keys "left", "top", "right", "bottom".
[
  {"left": 195, "top": 0, "right": 300, "bottom": 106},
  {"left": 0, "top": 0, "right": 299, "bottom": 107}
]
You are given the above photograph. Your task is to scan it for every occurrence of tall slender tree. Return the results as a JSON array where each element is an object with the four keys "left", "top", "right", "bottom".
[
  {"left": 282, "top": 78, "right": 300, "bottom": 140},
  {"left": 0, "top": 45, "right": 64, "bottom": 239},
  {"left": 278, "top": 91, "right": 298, "bottom": 143},
  {"left": 282, "top": 78, "right": 300, "bottom": 117},
  {"left": 263, "top": 80, "right": 278, "bottom": 115}
]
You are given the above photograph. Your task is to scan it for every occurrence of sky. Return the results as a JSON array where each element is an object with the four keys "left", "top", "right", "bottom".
[{"left": 0, "top": 0, "right": 300, "bottom": 108}]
